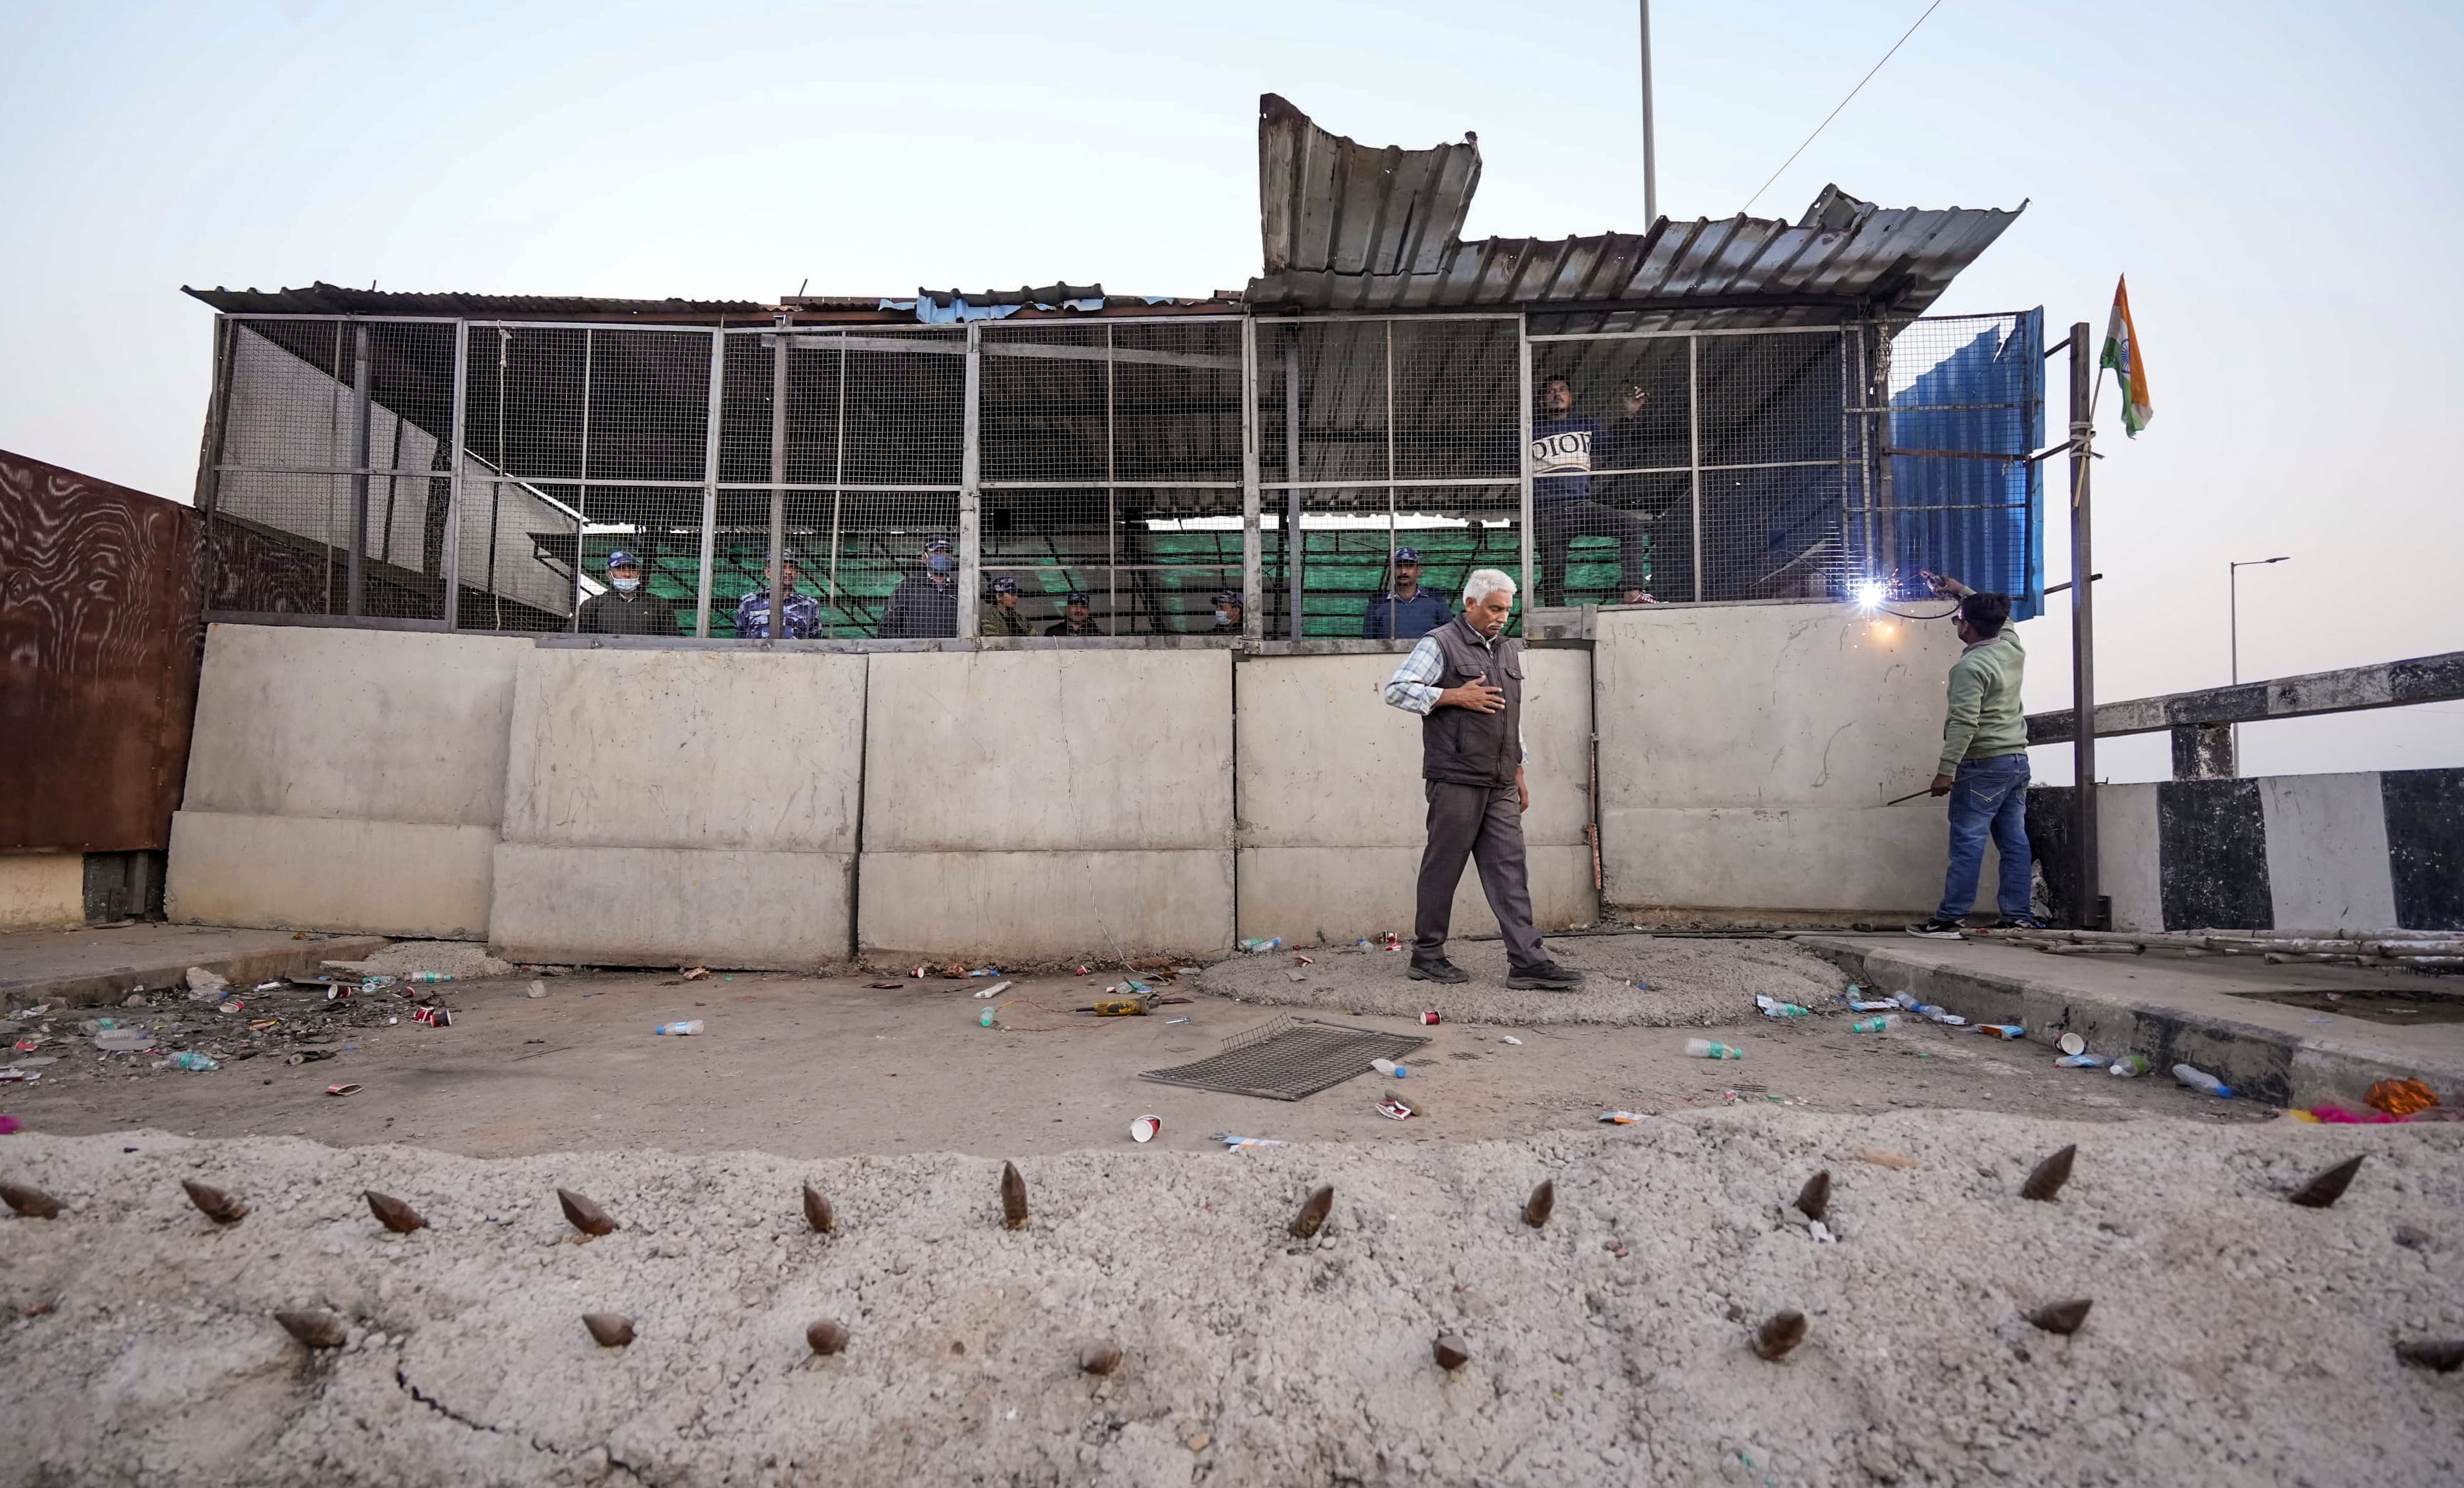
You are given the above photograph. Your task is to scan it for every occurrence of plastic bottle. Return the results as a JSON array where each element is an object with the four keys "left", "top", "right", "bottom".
[
  {"left": 408, "top": 972, "right": 452, "bottom": 984},
  {"left": 2172, "top": 1062, "right": 2235, "bottom": 1099},
  {"left": 978, "top": 1008, "right": 996, "bottom": 1028},
  {"left": 1371, "top": 1057, "right": 1408, "bottom": 1078},
  {"left": 653, "top": 1020, "right": 705, "bottom": 1036},
  {"left": 1239, "top": 938, "right": 1283, "bottom": 954},
  {"left": 2106, "top": 1054, "right": 2149, "bottom": 1078},
  {"left": 2054, "top": 1052, "right": 2105, "bottom": 1069},
  {"left": 95, "top": 1028, "right": 154, "bottom": 1052},
  {"left": 1850, "top": 1014, "right": 1900, "bottom": 1033},
  {"left": 1756, "top": 996, "right": 1812, "bottom": 1019},
  {"left": 169, "top": 1051, "right": 219, "bottom": 1072},
  {"left": 1683, "top": 1038, "right": 1745, "bottom": 1060}
]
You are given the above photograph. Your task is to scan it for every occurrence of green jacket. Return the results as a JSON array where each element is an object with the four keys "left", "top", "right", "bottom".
[{"left": 1937, "top": 628, "right": 2028, "bottom": 776}]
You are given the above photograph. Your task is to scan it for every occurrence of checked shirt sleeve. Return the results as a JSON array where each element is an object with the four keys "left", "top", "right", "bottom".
[{"left": 1382, "top": 636, "right": 1446, "bottom": 714}]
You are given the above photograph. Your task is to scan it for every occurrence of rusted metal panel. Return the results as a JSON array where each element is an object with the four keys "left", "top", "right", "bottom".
[{"left": 0, "top": 451, "right": 204, "bottom": 851}]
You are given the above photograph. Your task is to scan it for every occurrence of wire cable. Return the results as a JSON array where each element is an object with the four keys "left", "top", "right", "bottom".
[{"left": 1740, "top": 0, "right": 1949, "bottom": 216}]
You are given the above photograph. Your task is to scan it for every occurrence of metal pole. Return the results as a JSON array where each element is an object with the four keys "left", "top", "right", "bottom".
[
  {"left": 1240, "top": 318, "right": 1262, "bottom": 640},
  {"left": 1106, "top": 325, "right": 1117, "bottom": 634},
  {"left": 827, "top": 338, "right": 846, "bottom": 632},
  {"left": 695, "top": 328, "right": 724, "bottom": 637},
  {"left": 1639, "top": 0, "right": 1658, "bottom": 223},
  {"left": 1687, "top": 334, "right": 1703, "bottom": 602},
  {"left": 1518, "top": 318, "right": 1535, "bottom": 607},
  {"left": 574, "top": 328, "right": 591, "bottom": 631},
  {"left": 2067, "top": 322, "right": 2103, "bottom": 930},
  {"left": 348, "top": 322, "right": 371, "bottom": 616},
  {"left": 1385, "top": 321, "right": 1397, "bottom": 639},
  {"left": 2228, "top": 555, "right": 2289, "bottom": 770},
  {"left": 1283, "top": 332, "right": 1304, "bottom": 638},
  {"left": 442, "top": 321, "right": 468, "bottom": 628},
  {"left": 959, "top": 321, "right": 981, "bottom": 639},
  {"left": 769, "top": 315, "right": 790, "bottom": 641}
]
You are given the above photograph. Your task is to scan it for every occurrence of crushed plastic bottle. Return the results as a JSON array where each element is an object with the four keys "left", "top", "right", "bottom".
[
  {"left": 1755, "top": 995, "right": 1812, "bottom": 1019},
  {"left": 1370, "top": 1057, "right": 1408, "bottom": 1078},
  {"left": 168, "top": 1051, "right": 219, "bottom": 1072},
  {"left": 2055, "top": 1052, "right": 2106, "bottom": 1069},
  {"left": 1238, "top": 938, "right": 1283, "bottom": 954},
  {"left": 1850, "top": 1014, "right": 1900, "bottom": 1033},
  {"left": 408, "top": 972, "right": 452, "bottom": 984},
  {"left": 1914, "top": 1004, "right": 1968, "bottom": 1026},
  {"left": 95, "top": 1027, "right": 154, "bottom": 1052},
  {"left": 652, "top": 1020, "right": 705, "bottom": 1036},
  {"left": 1683, "top": 1038, "right": 1745, "bottom": 1060},
  {"left": 2172, "top": 1062, "right": 2235, "bottom": 1099},
  {"left": 2106, "top": 1054, "right": 2150, "bottom": 1078}
]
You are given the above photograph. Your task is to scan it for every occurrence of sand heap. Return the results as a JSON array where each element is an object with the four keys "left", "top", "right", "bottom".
[{"left": 2, "top": 1111, "right": 2457, "bottom": 1486}]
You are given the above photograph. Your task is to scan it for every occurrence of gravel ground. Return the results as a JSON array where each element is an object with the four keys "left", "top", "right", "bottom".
[
  {"left": 1198, "top": 933, "right": 1847, "bottom": 1027},
  {"left": 3, "top": 1112, "right": 2457, "bottom": 1486}
]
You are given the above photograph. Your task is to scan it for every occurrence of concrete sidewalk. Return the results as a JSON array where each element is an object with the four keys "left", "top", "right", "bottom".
[
  {"left": 0, "top": 923, "right": 389, "bottom": 1010},
  {"left": 1794, "top": 932, "right": 2464, "bottom": 1109}
]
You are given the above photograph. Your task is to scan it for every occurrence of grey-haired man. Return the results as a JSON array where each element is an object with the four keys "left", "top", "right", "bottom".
[{"left": 1381, "top": 568, "right": 1581, "bottom": 990}]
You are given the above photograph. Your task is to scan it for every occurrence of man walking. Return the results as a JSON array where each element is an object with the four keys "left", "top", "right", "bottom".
[
  {"left": 1908, "top": 571, "right": 2040, "bottom": 938},
  {"left": 1381, "top": 568, "right": 1581, "bottom": 989}
]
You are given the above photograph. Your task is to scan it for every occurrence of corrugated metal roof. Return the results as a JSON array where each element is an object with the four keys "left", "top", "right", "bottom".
[
  {"left": 1247, "top": 95, "right": 2024, "bottom": 330},
  {"left": 183, "top": 283, "right": 777, "bottom": 323}
]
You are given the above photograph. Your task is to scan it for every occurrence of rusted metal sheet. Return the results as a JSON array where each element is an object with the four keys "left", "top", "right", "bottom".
[{"left": 0, "top": 451, "right": 203, "bottom": 852}]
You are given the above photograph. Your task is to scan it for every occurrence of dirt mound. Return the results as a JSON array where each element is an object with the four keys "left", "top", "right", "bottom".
[
  {"left": 1197, "top": 933, "right": 1848, "bottom": 1027},
  {"left": 3, "top": 1113, "right": 2456, "bottom": 1485}
]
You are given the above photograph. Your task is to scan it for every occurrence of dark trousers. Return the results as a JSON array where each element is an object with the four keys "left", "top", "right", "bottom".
[
  {"left": 1415, "top": 780, "right": 1547, "bottom": 969},
  {"left": 1535, "top": 499, "right": 1655, "bottom": 607}
]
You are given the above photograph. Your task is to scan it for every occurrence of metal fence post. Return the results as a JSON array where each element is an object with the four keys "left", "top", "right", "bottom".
[
  {"left": 959, "top": 321, "right": 981, "bottom": 639},
  {"left": 348, "top": 322, "right": 371, "bottom": 617},
  {"left": 1283, "top": 332, "right": 1303, "bottom": 638},
  {"left": 1687, "top": 334, "right": 1704, "bottom": 602},
  {"left": 191, "top": 315, "right": 237, "bottom": 610},
  {"left": 768, "top": 316, "right": 790, "bottom": 642},
  {"left": 695, "top": 328, "right": 724, "bottom": 638},
  {"left": 442, "top": 321, "right": 468, "bottom": 628},
  {"left": 1517, "top": 318, "right": 1535, "bottom": 608},
  {"left": 1240, "top": 317, "right": 1262, "bottom": 640},
  {"left": 2067, "top": 321, "right": 2104, "bottom": 929}
]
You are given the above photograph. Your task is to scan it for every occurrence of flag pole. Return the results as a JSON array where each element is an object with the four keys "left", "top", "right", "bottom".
[{"left": 2067, "top": 321, "right": 2106, "bottom": 930}]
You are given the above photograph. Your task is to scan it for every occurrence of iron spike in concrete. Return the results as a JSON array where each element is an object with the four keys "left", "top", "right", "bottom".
[
  {"left": 1794, "top": 1171, "right": 1831, "bottom": 1224},
  {"left": 2289, "top": 1156, "right": 2364, "bottom": 1209},
  {"left": 1000, "top": 1163, "right": 1029, "bottom": 1230},
  {"left": 1, "top": 1182, "right": 62, "bottom": 1219},
  {"left": 2021, "top": 1146, "right": 2077, "bottom": 1202},
  {"left": 1522, "top": 1180, "right": 1555, "bottom": 1229},
  {"left": 806, "top": 1319, "right": 849, "bottom": 1357},
  {"left": 182, "top": 1180, "right": 247, "bottom": 1224},
  {"left": 1434, "top": 1335, "right": 1471, "bottom": 1371},
  {"left": 557, "top": 1188, "right": 618, "bottom": 1236},
  {"left": 1289, "top": 1185, "right": 1334, "bottom": 1239},
  {"left": 276, "top": 1309, "right": 348, "bottom": 1349},
  {"left": 583, "top": 1313, "right": 636, "bottom": 1348},
  {"left": 802, "top": 1183, "right": 836, "bottom": 1233},
  {"left": 2027, "top": 1299, "right": 2093, "bottom": 1336},
  {"left": 1080, "top": 1344, "right": 1123, "bottom": 1377},
  {"left": 364, "top": 1190, "right": 426, "bottom": 1233},
  {"left": 1754, "top": 1311, "right": 1807, "bottom": 1361}
]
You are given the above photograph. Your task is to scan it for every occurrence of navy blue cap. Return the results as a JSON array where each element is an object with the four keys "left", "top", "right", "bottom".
[
  {"left": 924, "top": 535, "right": 953, "bottom": 553},
  {"left": 1212, "top": 590, "right": 1240, "bottom": 607},
  {"left": 991, "top": 576, "right": 1018, "bottom": 593},
  {"left": 1064, "top": 591, "right": 1091, "bottom": 606},
  {"left": 607, "top": 550, "right": 640, "bottom": 570},
  {"left": 1393, "top": 546, "right": 1422, "bottom": 564}
]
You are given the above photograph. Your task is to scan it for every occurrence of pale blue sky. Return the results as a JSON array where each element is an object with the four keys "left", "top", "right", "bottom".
[{"left": 4, "top": 1, "right": 2459, "bottom": 779}]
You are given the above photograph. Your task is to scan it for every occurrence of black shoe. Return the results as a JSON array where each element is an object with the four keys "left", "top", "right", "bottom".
[
  {"left": 1906, "top": 919, "right": 1968, "bottom": 940},
  {"left": 1408, "top": 959, "right": 1470, "bottom": 984},
  {"left": 1505, "top": 961, "right": 1582, "bottom": 990},
  {"left": 1990, "top": 915, "right": 2048, "bottom": 932}
]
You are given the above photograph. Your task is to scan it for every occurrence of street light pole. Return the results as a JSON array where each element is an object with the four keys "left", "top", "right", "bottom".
[
  {"left": 2228, "top": 554, "right": 2290, "bottom": 769},
  {"left": 1640, "top": 0, "right": 1658, "bottom": 223}
]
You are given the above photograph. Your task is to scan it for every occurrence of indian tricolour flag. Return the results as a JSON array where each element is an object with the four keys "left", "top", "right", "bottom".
[{"left": 2100, "top": 275, "right": 2153, "bottom": 437}]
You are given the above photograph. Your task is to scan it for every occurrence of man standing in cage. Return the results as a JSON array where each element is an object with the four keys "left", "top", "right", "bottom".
[
  {"left": 1360, "top": 546, "right": 1453, "bottom": 640},
  {"left": 985, "top": 576, "right": 1033, "bottom": 637},
  {"left": 1382, "top": 568, "right": 1582, "bottom": 991},
  {"left": 1208, "top": 590, "right": 1243, "bottom": 635},
  {"left": 1530, "top": 373, "right": 1657, "bottom": 608},
  {"left": 1044, "top": 591, "right": 1098, "bottom": 637},
  {"left": 578, "top": 550, "right": 681, "bottom": 636},
  {"left": 880, "top": 536, "right": 959, "bottom": 639},
  {"left": 734, "top": 558, "right": 821, "bottom": 639},
  {"left": 1907, "top": 571, "right": 2042, "bottom": 939}
]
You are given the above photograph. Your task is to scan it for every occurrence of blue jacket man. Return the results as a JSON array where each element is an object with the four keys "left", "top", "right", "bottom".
[
  {"left": 734, "top": 560, "right": 821, "bottom": 639},
  {"left": 880, "top": 536, "right": 960, "bottom": 639},
  {"left": 1361, "top": 546, "right": 1453, "bottom": 639}
]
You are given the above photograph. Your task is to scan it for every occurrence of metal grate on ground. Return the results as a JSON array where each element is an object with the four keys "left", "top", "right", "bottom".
[{"left": 1138, "top": 1015, "right": 1429, "bottom": 1101}]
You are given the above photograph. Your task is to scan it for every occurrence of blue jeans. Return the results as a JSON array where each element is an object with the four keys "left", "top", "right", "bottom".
[{"left": 1938, "top": 753, "right": 2032, "bottom": 922}]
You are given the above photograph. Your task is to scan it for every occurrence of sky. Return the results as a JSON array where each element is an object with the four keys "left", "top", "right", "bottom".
[{"left": 4, "top": 0, "right": 2459, "bottom": 780}]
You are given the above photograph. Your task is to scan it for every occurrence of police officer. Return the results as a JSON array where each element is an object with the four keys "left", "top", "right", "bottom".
[
  {"left": 1044, "top": 591, "right": 1097, "bottom": 637},
  {"left": 986, "top": 575, "right": 1033, "bottom": 636},
  {"left": 880, "top": 535, "right": 959, "bottom": 639},
  {"left": 1361, "top": 546, "right": 1452, "bottom": 640},
  {"left": 1208, "top": 590, "right": 1243, "bottom": 635},
  {"left": 577, "top": 550, "right": 680, "bottom": 635},
  {"left": 734, "top": 558, "right": 821, "bottom": 639}
]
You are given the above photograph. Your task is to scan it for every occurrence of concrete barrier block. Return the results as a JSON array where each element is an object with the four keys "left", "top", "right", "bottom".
[
  {"left": 1594, "top": 603, "right": 1957, "bottom": 811},
  {"left": 857, "top": 849, "right": 1233, "bottom": 960},
  {"left": 1236, "top": 650, "right": 1592, "bottom": 849},
  {"left": 183, "top": 625, "right": 527, "bottom": 826},
  {"left": 1602, "top": 804, "right": 1961, "bottom": 916},
  {"left": 165, "top": 809, "right": 495, "bottom": 937},
  {"left": 863, "top": 651, "right": 1232, "bottom": 853},
  {"left": 503, "top": 648, "right": 864, "bottom": 853},
  {"left": 1236, "top": 844, "right": 1598, "bottom": 945},
  {"left": 490, "top": 843, "right": 853, "bottom": 969}
]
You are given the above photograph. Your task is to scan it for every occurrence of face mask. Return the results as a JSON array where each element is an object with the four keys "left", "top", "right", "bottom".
[
  {"left": 611, "top": 575, "right": 640, "bottom": 593},
  {"left": 926, "top": 552, "right": 953, "bottom": 574},
  {"left": 1214, "top": 610, "right": 1232, "bottom": 626}
]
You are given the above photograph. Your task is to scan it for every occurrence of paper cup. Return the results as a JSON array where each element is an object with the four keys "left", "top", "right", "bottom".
[
  {"left": 1130, "top": 1115, "right": 1161, "bottom": 1144},
  {"left": 2058, "top": 1032, "right": 2086, "bottom": 1056}
]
